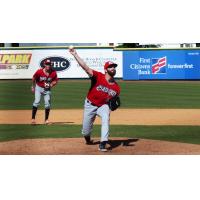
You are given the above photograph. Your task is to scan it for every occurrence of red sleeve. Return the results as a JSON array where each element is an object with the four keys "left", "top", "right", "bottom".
[
  {"left": 33, "top": 69, "right": 39, "bottom": 79},
  {"left": 116, "top": 84, "right": 121, "bottom": 96},
  {"left": 92, "top": 70, "right": 100, "bottom": 78},
  {"left": 118, "top": 88, "right": 120, "bottom": 96},
  {"left": 118, "top": 85, "right": 121, "bottom": 95}
]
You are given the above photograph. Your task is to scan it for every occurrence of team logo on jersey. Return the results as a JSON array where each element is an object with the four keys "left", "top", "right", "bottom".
[
  {"left": 40, "top": 57, "right": 70, "bottom": 72},
  {"left": 0, "top": 54, "right": 32, "bottom": 70},
  {"left": 152, "top": 57, "right": 167, "bottom": 74},
  {"left": 96, "top": 85, "right": 117, "bottom": 97},
  {"left": 39, "top": 77, "right": 52, "bottom": 82}
]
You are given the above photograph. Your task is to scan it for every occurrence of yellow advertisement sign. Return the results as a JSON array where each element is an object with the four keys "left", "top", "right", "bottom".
[{"left": 0, "top": 54, "right": 32, "bottom": 69}]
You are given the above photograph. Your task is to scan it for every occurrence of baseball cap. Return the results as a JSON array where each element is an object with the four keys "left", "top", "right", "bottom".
[
  {"left": 44, "top": 59, "right": 51, "bottom": 66},
  {"left": 104, "top": 61, "right": 118, "bottom": 70}
]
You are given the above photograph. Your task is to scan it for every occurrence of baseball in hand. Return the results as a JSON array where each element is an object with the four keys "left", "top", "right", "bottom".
[{"left": 69, "top": 45, "right": 74, "bottom": 50}]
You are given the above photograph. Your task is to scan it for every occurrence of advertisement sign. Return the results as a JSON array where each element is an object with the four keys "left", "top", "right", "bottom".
[
  {"left": 0, "top": 49, "right": 122, "bottom": 79},
  {"left": 123, "top": 50, "right": 200, "bottom": 80},
  {"left": 0, "top": 53, "right": 32, "bottom": 69}
]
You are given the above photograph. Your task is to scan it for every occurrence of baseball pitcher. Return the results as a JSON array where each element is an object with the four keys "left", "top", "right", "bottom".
[
  {"left": 69, "top": 47, "right": 121, "bottom": 152},
  {"left": 31, "top": 59, "right": 58, "bottom": 125}
]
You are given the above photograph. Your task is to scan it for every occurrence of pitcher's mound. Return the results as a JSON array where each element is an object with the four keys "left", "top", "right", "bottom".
[{"left": 0, "top": 138, "right": 200, "bottom": 154}]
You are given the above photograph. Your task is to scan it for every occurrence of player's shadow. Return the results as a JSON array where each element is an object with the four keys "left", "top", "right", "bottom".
[
  {"left": 31, "top": 122, "right": 75, "bottom": 126},
  {"left": 50, "top": 122, "right": 75, "bottom": 125},
  {"left": 107, "top": 138, "right": 139, "bottom": 150}
]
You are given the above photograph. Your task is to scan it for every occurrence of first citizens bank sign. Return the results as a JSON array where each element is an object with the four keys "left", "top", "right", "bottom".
[{"left": 123, "top": 49, "right": 200, "bottom": 80}]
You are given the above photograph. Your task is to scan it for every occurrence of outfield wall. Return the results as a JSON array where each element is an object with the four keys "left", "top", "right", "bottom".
[
  {"left": 1, "top": 47, "right": 200, "bottom": 80},
  {"left": 0, "top": 47, "right": 122, "bottom": 79}
]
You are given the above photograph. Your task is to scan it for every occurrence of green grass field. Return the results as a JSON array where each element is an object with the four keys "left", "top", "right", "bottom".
[
  {"left": 0, "top": 80, "right": 200, "bottom": 109},
  {"left": 0, "top": 125, "right": 200, "bottom": 144},
  {"left": 1, "top": 80, "right": 200, "bottom": 144}
]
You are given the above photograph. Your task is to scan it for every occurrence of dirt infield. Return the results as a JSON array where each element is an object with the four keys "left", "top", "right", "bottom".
[
  {"left": 1, "top": 108, "right": 200, "bottom": 154},
  {"left": 1, "top": 108, "right": 200, "bottom": 125},
  {"left": 0, "top": 137, "right": 200, "bottom": 155}
]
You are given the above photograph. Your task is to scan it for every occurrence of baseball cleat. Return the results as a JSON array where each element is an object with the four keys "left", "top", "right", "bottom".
[
  {"left": 44, "top": 120, "right": 50, "bottom": 125},
  {"left": 98, "top": 141, "right": 108, "bottom": 152},
  {"left": 84, "top": 136, "right": 93, "bottom": 145},
  {"left": 31, "top": 119, "right": 36, "bottom": 125}
]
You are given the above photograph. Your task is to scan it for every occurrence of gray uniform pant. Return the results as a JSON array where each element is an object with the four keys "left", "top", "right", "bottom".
[
  {"left": 82, "top": 99, "right": 111, "bottom": 142},
  {"left": 33, "top": 85, "right": 51, "bottom": 109}
]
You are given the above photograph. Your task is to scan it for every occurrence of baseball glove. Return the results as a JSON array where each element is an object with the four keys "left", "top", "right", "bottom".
[{"left": 108, "top": 96, "right": 121, "bottom": 111}]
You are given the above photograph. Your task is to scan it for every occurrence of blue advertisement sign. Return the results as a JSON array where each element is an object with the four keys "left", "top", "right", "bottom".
[{"left": 123, "top": 50, "right": 200, "bottom": 80}]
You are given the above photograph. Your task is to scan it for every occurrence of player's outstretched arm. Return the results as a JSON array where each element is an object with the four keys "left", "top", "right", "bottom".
[{"left": 69, "top": 47, "right": 93, "bottom": 76}]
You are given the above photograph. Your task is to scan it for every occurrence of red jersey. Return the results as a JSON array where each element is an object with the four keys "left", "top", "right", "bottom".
[
  {"left": 33, "top": 68, "right": 58, "bottom": 88},
  {"left": 87, "top": 70, "right": 120, "bottom": 107}
]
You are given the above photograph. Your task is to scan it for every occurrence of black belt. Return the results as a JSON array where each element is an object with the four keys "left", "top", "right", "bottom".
[{"left": 87, "top": 100, "right": 98, "bottom": 107}]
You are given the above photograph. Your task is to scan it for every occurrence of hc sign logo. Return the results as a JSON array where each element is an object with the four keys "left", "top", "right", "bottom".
[
  {"left": 40, "top": 57, "right": 70, "bottom": 72},
  {"left": 152, "top": 57, "right": 167, "bottom": 74}
]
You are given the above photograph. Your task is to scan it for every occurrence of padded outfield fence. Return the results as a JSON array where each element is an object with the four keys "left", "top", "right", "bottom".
[{"left": 1, "top": 46, "right": 200, "bottom": 80}]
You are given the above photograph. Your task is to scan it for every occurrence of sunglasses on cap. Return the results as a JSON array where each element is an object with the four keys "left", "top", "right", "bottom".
[
  {"left": 45, "top": 63, "right": 51, "bottom": 66},
  {"left": 107, "top": 65, "right": 117, "bottom": 69},
  {"left": 44, "top": 60, "right": 51, "bottom": 66}
]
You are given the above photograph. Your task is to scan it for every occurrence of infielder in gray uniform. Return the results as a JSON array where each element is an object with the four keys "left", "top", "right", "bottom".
[
  {"left": 69, "top": 47, "right": 120, "bottom": 152},
  {"left": 31, "top": 59, "right": 58, "bottom": 125}
]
